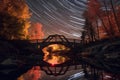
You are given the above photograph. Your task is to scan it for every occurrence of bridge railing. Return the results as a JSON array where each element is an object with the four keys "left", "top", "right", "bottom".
[
  {"left": 28, "top": 39, "right": 82, "bottom": 44},
  {"left": 28, "top": 39, "right": 45, "bottom": 43},
  {"left": 67, "top": 38, "right": 82, "bottom": 43}
]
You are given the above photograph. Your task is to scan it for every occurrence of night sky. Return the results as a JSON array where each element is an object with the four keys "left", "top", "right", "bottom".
[
  {"left": 26, "top": 0, "right": 87, "bottom": 39},
  {"left": 23, "top": 1, "right": 87, "bottom": 79}
]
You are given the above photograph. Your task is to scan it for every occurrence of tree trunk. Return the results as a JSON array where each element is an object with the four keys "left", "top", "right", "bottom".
[
  {"left": 96, "top": 19, "right": 100, "bottom": 40},
  {"left": 103, "top": 0, "right": 114, "bottom": 37},
  {"left": 97, "top": 13, "right": 112, "bottom": 38},
  {"left": 110, "top": 0, "right": 120, "bottom": 32}
]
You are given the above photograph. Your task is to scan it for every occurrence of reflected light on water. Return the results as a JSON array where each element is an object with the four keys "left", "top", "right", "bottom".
[
  {"left": 42, "top": 44, "right": 70, "bottom": 65},
  {"left": 17, "top": 66, "right": 41, "bottom": 80},
  {"left": 18, "top": 44, "right": 70, "bottom": 80}
]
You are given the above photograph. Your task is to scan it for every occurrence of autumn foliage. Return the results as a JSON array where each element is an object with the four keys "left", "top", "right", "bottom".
[
  {"left": 0, "top": 0, "right": 31, "bottom": 39},
  {"left": 28, "top": 22, "right": 44, "bottom": 39},
  {"left": 83, "top": 0, "right": 120, "bottom": 40}
]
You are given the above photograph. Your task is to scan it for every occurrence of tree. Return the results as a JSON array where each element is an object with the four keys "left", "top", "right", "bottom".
[
  {"left": 83, "top": 0, "right": 101, "bottom": 41},
  {"left": 83, "top": 0, "right": 120, "bottom": 40},
  {"left": 100, "top": 0, "right": 120, "bottom": 38},
  {"left": 0, "top": 0, "right": 31, "bottom": 39},
  {"left": 0, "top": 13, "right": 25, "bottom": 39},
  {"left": 28, "top": 22, "right": 44, "bottom": 40},
  {"left": 110, "top": 0, "right": 120, "bottom": 32}
]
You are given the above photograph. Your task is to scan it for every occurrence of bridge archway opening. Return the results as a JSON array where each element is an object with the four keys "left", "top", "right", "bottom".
[
  {"left": 39, "top": 34, "right": 74, "bottom": 66},
  {"left": 38, "top": 34, "right": 76, "bottom": 76},
  {"left": 42, "top": 43, "right": 71, "bottom": 65}
]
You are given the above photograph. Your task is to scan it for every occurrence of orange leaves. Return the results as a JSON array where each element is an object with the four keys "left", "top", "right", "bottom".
[
  {"left": 28, "top": 22, "right": 44, "bottom": 40},
  {"left": 84, "top": 0, "right": 101, "bottom": 21},
  {"left": 18, "top": 66, "right": 41, "bottom": 80},
  {"left": 84, "top": 0, "right": 120, "bottom": 40},
  {"left": 0, "top": 0, "right": 31, "bottom": 39},
  {"left": 0, "top": 0, "right": 31, "bottom": 19}
]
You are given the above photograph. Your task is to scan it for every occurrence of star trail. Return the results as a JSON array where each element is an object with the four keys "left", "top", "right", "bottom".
[{"left": 26, "top": 0, "right": 87, "bottom": 39}]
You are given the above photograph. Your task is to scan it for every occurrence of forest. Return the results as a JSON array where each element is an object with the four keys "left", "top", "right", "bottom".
[
  {"left": 0, "top": 0, "right": 120, "bottom": 40},
  {"left": 83, "top": 0, "right": 120, "bottom": 42}
]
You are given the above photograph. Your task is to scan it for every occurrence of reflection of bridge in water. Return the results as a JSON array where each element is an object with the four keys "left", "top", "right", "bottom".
[{"left": 0, "top": 34, "right": 120, "bottom": 80}]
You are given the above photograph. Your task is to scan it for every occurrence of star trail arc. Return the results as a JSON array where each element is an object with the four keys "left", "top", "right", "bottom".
[{"left": 26, "top": 0, "right": 87, "bottom": 39}]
